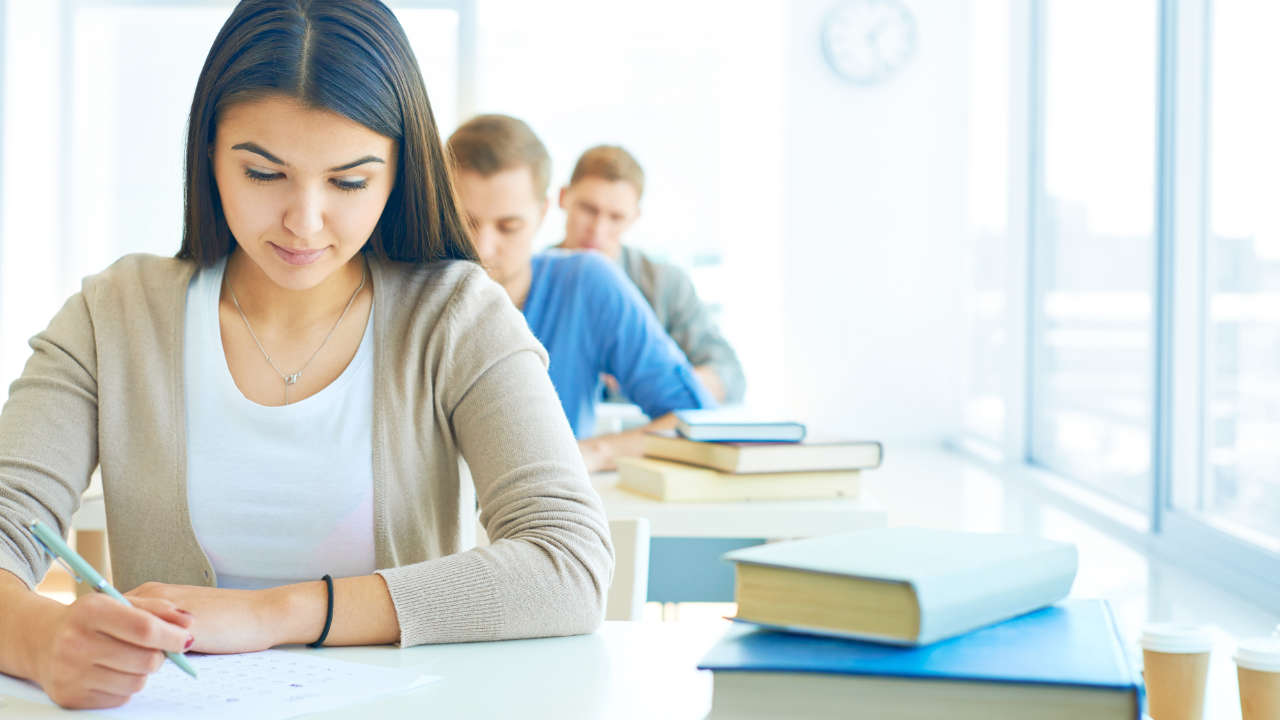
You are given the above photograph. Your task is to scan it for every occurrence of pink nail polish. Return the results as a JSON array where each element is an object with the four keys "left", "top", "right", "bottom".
[{"left": 184, "top": 635, "right": 194, "bottom": 651}]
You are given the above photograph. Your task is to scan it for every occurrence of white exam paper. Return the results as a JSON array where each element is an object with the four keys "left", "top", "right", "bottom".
[{"left": 0, "top": 649, "right": 436, "bottom": 719}]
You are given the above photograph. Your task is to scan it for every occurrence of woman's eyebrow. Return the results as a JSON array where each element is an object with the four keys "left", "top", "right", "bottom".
[
  {"left": 230, "top": 142, "right": 384, "bottom": 172},
  {"left": 232, "top": 142, "right": 285, "bottom": 165},
  {"left": 328, "top": 155, "right": 385, "bottom": 172}
]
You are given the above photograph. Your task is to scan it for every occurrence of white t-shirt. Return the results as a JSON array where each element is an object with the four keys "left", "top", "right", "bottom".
[{"left": 184, "top": 257, "right": 376, "bottom": 590}]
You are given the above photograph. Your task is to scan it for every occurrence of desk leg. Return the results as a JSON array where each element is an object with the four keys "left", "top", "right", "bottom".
[{"left": 71, "top": 530, "right": 111, "bottom": 598}]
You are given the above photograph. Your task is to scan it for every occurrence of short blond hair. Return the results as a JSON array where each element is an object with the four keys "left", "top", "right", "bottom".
[
  {"left": 447, "top": 114, "right": 551, "bottom": 197},
  {"left": 569, "top": 145, "right": 644, "bottom": 200}
]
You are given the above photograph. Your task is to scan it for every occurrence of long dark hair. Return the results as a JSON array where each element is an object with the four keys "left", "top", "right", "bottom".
[{"left": 177, "top": 0, "right": 477, "bottom": 266}]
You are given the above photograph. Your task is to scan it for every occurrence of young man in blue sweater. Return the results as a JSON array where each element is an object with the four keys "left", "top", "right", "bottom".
[{"left": 447, "top": 114, "right": 714, "bottom": 472}]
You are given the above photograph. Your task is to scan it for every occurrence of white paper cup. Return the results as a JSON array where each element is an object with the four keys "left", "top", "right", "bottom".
[
  {"left": 1140, "top": 623, "right": 1214, "bottom": 720},
  {"left": 1235, "top": 637, "right": 1280, "bottom": 720}
]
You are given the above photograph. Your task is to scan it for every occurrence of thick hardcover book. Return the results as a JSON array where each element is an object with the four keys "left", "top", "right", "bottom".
[
  {"left": 699, "top": 599, "right": 1143, "bottom": 720},
  {"left": 725, "top": 526, "right": 1077, "bottom": 645},
  {"left": 616, "top": 457, "right": 859, "bottom": 502},
  {"left": 643, "top": 431, "right": 883, "bottom": 474}
]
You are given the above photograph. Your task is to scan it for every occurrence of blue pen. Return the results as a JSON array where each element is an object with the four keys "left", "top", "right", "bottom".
[{"left": 27, "top": 519, "right": 198, "bottom": 679}]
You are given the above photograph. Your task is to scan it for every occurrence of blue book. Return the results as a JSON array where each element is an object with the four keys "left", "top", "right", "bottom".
[{"left": 698, "top": 599, "right": 1144, "bottom": 719}]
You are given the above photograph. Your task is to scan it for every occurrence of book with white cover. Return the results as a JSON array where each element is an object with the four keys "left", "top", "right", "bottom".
[
  {"left": 674, "top": 409, "right": 806, "bottom": 442},
  {"left": 725, "top": 527, "right": 1078, "bottom": 646}
]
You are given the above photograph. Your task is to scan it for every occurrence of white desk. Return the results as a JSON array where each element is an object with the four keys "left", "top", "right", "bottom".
[
  {"left": 591, "top": 471, "right": 887, "bottom": 537},
  {"left": 1, "top": 617, "right": 1254, "bottom": 719},
  {"left": 0, "top": 620, "right": 728, "bottom": 719}
]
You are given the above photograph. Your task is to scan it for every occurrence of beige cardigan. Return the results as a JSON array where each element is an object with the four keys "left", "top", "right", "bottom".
[{"left": 0, "top": 253, "right": 613, "bottom": 647}]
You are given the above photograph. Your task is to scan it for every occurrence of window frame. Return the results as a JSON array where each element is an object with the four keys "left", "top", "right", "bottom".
[{"left": 1160, "top": 0, "right": 1280, "bottom": 602}]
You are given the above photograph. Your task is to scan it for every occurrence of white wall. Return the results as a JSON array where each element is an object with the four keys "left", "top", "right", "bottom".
[
  {"left": 779, "top": 0, "right": 971, "bottom": 443},
  {"left": 454, "top": 0, "right": 977, "bottom": 442}
]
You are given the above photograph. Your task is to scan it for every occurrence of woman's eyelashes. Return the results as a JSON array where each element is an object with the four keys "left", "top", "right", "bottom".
[
  {"left": 332, "top": 177, "right": 368, "bottom": 192},
  {"left": 242, "top": 167, "right": 368, "bottom": 192}
]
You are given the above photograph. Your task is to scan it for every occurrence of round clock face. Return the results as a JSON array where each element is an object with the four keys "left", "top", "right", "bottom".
[{"left": 822, "top": 0, "right": 918, "bottom": 85}]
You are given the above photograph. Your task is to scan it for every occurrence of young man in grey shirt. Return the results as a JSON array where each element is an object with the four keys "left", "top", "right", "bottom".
[{"left": 556, "top": 145, "right": 745, "bottom": 403}]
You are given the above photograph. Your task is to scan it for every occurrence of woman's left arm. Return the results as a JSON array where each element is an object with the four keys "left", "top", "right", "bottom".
[
  {"left": 127, "top": 574, "right": 398, "bottom": 652},
  {"left": 374, "top": 273, "right": 614, "bottom": 646}
]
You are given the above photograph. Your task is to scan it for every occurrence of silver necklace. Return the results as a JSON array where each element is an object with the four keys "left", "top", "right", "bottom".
[{"left": 227, "top": 262, "right": 367, "bottom": 404}]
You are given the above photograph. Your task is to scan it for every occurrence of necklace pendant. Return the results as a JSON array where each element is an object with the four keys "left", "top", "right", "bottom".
[{"left": 284, "top": 372, "right": 302, "bottom": 385}]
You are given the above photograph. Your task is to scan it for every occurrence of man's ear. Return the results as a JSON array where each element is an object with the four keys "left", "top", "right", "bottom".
[
  {"left": 538, "top": 195, "right": 551, "bottom": 224},
  {"left": 558, "top": 186, "right": 570, "bottom": 210}
]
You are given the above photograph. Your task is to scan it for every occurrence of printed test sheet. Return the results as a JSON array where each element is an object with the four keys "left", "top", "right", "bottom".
[
  {"left": 0, "top": 649, "right": 437, "bottom": 719},
  {"left": 103, "top": 649, "right": 436, "bottom": 719}
]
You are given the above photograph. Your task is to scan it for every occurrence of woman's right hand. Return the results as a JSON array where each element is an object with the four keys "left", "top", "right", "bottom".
[{"left": 31, "top": 593, "right": 195, "bottom": 709}]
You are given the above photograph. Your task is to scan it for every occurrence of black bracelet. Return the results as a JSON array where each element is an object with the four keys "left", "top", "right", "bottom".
[{"left": 308, "top": 574, "right": 334, "bottom": 648}]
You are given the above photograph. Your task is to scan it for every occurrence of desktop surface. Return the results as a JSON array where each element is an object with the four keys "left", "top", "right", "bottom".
[{"left": 0, "top": 621, "right": 728, "bottom": 719}]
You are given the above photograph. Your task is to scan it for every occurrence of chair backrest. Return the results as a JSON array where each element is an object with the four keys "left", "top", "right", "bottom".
[
  {"left": 603, "top": 517, "right": 650, "bottom": 622},
  {"left": 475, "top": 515, "right": 650, "bottom": 622}
]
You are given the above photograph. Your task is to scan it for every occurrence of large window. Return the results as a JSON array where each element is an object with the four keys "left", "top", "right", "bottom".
[
  {"left": 1190, "top": 0, "right": 1280, "bottom": 551},
  {"left": 961, "top": 0, "right": 1280, "bottom": 604},
  {"left": 1030, "top": 0, "right": 1157, "bottom": 510}
]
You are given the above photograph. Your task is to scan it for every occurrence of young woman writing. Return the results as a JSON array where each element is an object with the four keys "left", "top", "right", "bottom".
[{"left": 0, "top": 0, "right": 612, "bottom": 709}]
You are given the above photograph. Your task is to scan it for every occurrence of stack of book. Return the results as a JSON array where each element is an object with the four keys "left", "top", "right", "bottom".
[
  {"left": 616, "top": 409, "right": 883, "bottom": 502},
  {"left": 698, "top": 527, "right": 1145, "bottom": 719}
]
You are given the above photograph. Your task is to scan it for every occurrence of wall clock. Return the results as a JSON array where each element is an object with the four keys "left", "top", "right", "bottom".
[{"left": 821, "top": 0, "right": 918, "bottom": 85}]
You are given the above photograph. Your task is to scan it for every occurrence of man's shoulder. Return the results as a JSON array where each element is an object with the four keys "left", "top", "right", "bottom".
[
  {"left": 535, "top": 248, "right": 627, "bottom": 290},
  {"left": 537, "top": 247, "right": 614, "bottom": 270},
  {"left": 621, "top": 245, "right": 692, "bottom": 284},
  {"left": 620, "top": 246, "right": 699, "bottom": 306}
]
